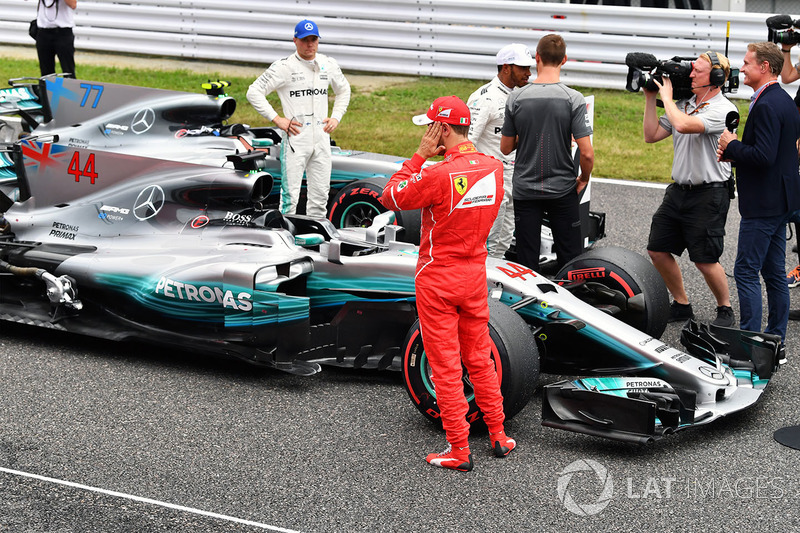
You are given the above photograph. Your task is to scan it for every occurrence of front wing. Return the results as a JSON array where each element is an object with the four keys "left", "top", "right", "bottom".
[{"left": 542, "top": 320, "right": 782, "bottom": 443}]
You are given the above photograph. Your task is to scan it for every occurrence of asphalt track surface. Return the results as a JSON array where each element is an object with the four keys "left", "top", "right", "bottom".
[{"left": 3, "top": 179, "right": 800, "bottom": 533}]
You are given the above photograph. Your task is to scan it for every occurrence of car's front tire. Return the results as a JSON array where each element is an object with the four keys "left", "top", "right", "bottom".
[
  {"left": 402, "top": 299, "right": 539, "bottom": 426},
  {"left": 556, "top": 245, "right": 669, "bottom": 338}
]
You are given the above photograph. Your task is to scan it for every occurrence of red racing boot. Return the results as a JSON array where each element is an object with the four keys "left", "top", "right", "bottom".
[
  {"left": 490, "top": 430, "right": 516, "bottom": 458},
  {"left": 425, "top": 443, "right": 473, "bottom": 472}
]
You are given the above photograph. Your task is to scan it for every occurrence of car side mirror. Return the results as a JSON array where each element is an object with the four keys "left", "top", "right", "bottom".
[{"left": 365, "top": 211, "right": 396, "bottom": 243}]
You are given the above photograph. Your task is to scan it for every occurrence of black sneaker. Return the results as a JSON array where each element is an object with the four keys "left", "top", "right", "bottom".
[
  {"left": 668, "top": 301, "right": 695, "bottom": 323},
  {"left": 711, "top": 305, "right": 735, "bottom": 327},
  {"left": 789, "top": 309, "right": 800, "bottom": 321}
]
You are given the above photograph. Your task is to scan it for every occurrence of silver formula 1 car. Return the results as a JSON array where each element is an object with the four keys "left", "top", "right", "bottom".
[
  {"left": 0, "top": 75, "right": 605, "bottom": 269},
  {"left": 0, "top": 140, "right": 782, "bottom": 444}
]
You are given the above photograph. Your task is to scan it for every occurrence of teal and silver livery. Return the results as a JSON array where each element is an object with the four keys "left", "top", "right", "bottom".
[{"left": 0, "top": 141, "right": 780, "bottom": 444}]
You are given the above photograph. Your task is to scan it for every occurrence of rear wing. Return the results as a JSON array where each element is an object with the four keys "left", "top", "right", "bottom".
[
  {"left": 0, "top": 82, "right": 45, "bottom": 130},
  {"left": 0, "top": 150, "right": 15, "bottom": 179},
  {"left": 0, "top": 83, "right": 42, "bottom": 115}
]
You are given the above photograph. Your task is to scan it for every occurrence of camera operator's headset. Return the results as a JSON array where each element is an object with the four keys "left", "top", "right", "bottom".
[{"left": 705, "top": 51, "right": 727, "bottom": 87}]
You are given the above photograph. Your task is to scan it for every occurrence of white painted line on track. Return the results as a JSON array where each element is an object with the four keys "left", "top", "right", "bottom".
[
  {"left": 592, "top": 177, "right": 669, "bottom": 189},
  {"left": 0, "top": 466, "right": 301, "bottom": 533}
]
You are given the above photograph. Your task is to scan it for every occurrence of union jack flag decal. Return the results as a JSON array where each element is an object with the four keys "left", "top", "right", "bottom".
[{"left": 21, "top": 140, "right": 69, "bottom": 174}]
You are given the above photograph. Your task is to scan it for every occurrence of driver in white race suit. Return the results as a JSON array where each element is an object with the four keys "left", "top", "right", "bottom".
[
  {"left": 467, "top": 43, "right": 534, "bottom": 258},
  {"left": 247, "top": 19, "right": 351, "bottom": 218}
]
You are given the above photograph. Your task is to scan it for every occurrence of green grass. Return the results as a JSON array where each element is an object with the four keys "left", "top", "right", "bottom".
[{"left": 0, "top": 56, "right": 751, "bottom": 182}]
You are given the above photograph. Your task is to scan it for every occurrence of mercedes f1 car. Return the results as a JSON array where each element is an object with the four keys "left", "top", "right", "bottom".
[
  {"left": 0, "top": 140, "right": 782, "bottom": 444},
  {"left": 0, "top": 76, "right": 605, "bottom": 269}
]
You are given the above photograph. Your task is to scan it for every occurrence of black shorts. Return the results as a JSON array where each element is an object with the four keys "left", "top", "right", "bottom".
[{"left": 647, "top": 183, "right": 730, "bottom": 264}]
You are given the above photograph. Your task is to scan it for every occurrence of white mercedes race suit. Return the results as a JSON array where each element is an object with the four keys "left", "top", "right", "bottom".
[
  {"left": 467, "top": 76, "right": 515, "bottom": 258},
  {"left": 247, "top": 52, "right": 351, "bottom": 217}
]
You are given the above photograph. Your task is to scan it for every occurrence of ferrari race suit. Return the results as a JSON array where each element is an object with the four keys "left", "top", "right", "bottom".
[
  {"left": 468, "top": 77, "right": 516, "bottom": 259},
  {"left": 247, "top": 52, "right": 351, "bottom": 217},
  {"left": 380, "top": 141, "right": 505, "bottom": 447}
]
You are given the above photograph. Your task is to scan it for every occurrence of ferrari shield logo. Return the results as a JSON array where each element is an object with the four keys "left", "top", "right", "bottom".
[{"left": 454, "top": 175, "right": 468, "bottom": 195}]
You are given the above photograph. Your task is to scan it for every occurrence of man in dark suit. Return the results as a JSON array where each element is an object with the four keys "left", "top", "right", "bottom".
[{"left": 718, "top": 42, "right": 800, "bottom": 342}]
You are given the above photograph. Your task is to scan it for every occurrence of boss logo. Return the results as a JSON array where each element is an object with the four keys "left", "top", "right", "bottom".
[{"left": 223, "top": 212, "right": 252, "bottom": 224}]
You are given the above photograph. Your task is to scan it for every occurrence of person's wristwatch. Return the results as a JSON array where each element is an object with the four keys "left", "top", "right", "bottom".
[{"left": 783, "top": 48, "right": 793, "bottom": 53}]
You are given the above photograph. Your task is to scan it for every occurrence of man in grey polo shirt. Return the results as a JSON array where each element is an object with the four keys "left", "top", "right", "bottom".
[
  {"left": 643, "top": 51, "right": 737, "bottom": 327},
  {"left": 500, "top": 33, "right": 594, "bottom": 273}
]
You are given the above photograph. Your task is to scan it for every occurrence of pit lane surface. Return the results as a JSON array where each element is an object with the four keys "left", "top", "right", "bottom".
[{"left": 2, "top": 179, "right": 800, "bottom": 532}]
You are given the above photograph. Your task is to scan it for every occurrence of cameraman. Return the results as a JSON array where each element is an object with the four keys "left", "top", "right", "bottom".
[
  {"left": 642, "top": 51, "right": 738, "bottom": 327},
  {"left": 777, "top": 43, "right": 800, "bottom": 293},
  {"left": 778, "top": 43, "right": 800, "bottom": 106}
]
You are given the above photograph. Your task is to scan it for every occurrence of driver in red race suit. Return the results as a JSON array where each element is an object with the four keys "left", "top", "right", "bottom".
[{"left": 380, "top": 96, "right": 516, "bottom": 472}]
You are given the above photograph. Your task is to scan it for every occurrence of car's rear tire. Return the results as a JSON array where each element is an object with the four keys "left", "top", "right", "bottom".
[
  {"left": 555, "top": 245, "right": 669, "bottom": 338},
  {"left": 402, "top": 299, "right": 539, "bottom": 426},
  {"left": 327, "top": 177, "right": 421, "bottom": 244}
]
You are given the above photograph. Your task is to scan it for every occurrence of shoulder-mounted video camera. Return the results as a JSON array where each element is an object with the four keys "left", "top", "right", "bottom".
[
  {"left": 767, "top": 14, "right": 800, "bottom": 45},
  {"left": 625, "top": 52, "right": 738, "bottom": 101}
]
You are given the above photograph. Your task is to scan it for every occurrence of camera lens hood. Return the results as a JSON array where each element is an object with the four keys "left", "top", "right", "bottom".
[
  {"left": 626, "top": 52, "right": 659, "bottom": 69},
  {"left": 766, "top": 14, "right": 793, "bottom": 30}
]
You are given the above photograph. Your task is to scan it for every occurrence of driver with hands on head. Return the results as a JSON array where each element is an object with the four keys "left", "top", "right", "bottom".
[
  {"left": 642, "top": 51, "right": 738, "bottom": 327},
  {"left": 380, "top": 96, "right": 515, "bottom": 472},
  {"left": 247, "top": 19, "right": 351, "bottom": 218}
]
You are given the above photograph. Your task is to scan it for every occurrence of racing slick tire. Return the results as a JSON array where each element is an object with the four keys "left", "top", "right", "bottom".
[
  {"left": 327, "top": 177, "right": 421, "bottom": 244},
  {"left": 402, "top": 299, "right": 539, "bottom": 427},
  {"left": 556, "top": 245, "right": 669, "bottom": 339}
]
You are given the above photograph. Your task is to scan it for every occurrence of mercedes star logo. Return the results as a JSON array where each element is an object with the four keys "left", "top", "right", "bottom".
[
  {"left": 133, "top": 185, "right": 165, "bottom": 221},
  {"left": 131, "top": 108, "right": 155, "bottom": 135}
]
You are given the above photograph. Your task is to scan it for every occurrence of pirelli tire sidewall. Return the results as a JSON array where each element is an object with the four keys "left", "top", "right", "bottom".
[
  {"left": 402, "top": 299, "right": 539, "bottom": 426},
  {"left": 327, "top": 177, "right": 421, "bottom": 245},
  {"left": 556, "top": 245, "right": 669, "bottom": 338}
]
